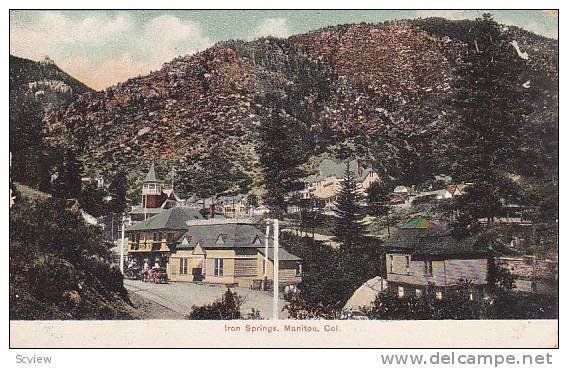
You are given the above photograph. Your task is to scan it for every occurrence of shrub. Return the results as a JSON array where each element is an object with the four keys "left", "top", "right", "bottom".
[{"left": 186, "top": 288, "right": 243, "bottom": 320}]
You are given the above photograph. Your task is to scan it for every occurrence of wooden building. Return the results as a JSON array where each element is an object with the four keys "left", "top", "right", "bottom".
[
  {"left": 129, "top": 162, "right": 184, "bottom": 223},
  {"left": 385, "top": 218, "right": 489, "bottom": 300}
]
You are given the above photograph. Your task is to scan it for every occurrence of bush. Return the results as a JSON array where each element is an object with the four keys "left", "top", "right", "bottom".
[{"left": 186, "top": 288, "right": 243, "bottom": 320}]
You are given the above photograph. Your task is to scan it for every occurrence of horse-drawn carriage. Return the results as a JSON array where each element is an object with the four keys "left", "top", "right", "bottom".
[
  {"left": 124, "top": 265, "right": 141, "bottom": 280},
  {"left": 140, "top": 267, "right": 168, "bottom": 284}
]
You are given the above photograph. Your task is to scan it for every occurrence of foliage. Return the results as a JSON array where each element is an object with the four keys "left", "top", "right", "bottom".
[
  {"left": 186, "top": 288, "right": 243, "bottom": 320},
  {"left": 284, "top": 292, "right": 341, "bottom": 319},
  {"left": 449, "top": 14, "right": 531, "bottom": 234},
  {"left": 9, "top": 187, "right": 131, "bottom": 320},
  {"left": 257, "top": 93, "right": 306, "bottom": 219},
  {"left": 108, "top": 170, "right": 128, "bottom": 214},
  {"left": 332, "top": 163, "right": 368, "bottom": 248},
  {"left": 79, "top": 183, "right": 108, "bottom": 218}
]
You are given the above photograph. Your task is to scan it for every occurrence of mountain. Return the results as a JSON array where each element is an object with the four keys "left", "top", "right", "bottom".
[
  {"left": 10, "top": 54, "right": 93, "bottom": 111},
  {"left": 37, "top": 18, "right": 557, "bottom": 200}
]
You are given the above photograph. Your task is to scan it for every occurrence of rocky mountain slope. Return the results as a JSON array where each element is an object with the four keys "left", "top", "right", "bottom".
[{"left": 35, "top": 18, "right": 557, "bottom": 199}]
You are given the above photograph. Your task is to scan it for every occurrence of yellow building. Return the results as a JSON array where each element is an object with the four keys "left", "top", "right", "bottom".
[
  {"left": 168, "top": 219, "right": 302, "bottom": 289},
  {"left": 126, "top": 211, "right": 302, "bottom": 289}
]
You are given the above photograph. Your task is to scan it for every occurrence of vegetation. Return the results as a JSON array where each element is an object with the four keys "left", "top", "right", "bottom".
[
  {"left": 185, "top": 289, "right": 243, "bottom": 320},
  {"left": 9, "top": 185, "right": 131, "bottom": 319}
]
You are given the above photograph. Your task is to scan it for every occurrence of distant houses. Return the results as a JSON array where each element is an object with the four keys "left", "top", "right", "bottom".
[{"left": 296, "top": 158, "right": 380, "bottom": 208}]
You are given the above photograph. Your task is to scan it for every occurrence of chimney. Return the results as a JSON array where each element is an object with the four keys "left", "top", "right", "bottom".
[
  {"left": 356, "top": 159, "right": 362, "bottom": 176},
  {"left": 210, "top": 203, "right": 215, "bottom": 219}
]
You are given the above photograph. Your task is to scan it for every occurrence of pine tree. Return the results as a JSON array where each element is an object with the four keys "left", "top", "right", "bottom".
[
  {"left": 332, "top": 162, "right": 367, "bottom": 249},
  {"left": 367, "top": 180, "right": 393, "bottom": 236},
  {"left": 450, "top": 13, "right": 531, "bottom": 235},
  {"left": 258, "top": 94, "right": 305, "bottom": 219},
  {"left": 51, "top": 150, "right": 82, "bottom": 199},
  {"left": 108, "top": 171, "right": 128, "bottom": 214}
]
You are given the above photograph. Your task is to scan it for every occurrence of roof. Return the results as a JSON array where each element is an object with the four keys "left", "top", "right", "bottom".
[
  {"left": 258, "top": 247, "right": 301, "bottom": 261},
  {"left": 126, "top": 207, "right": 204, "bottom": 231},
  {"left": 387, "top": 234, "right": 487, "bottom": 258},
  {"left": 176, "top": 222, "right": 269, "bottom": 250},
  {"left": 129, "top": 207, "right": 164, "bottom": 215},
  {"left": 303, "top": 158, "right": 374, "bottom": 184},
  {"left": 143, "top": 162, "right": 159, "bottom": 183},
  {"left": 387, "top": 217, "right": 488, "bottom": 259},
  {"left": 401, "top": 217, "right": 433, "bottom": 230}
]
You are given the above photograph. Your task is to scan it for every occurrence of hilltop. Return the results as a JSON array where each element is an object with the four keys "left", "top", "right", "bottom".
[{"left": 13, "top": 18, "right": 557, "bottom": 201}]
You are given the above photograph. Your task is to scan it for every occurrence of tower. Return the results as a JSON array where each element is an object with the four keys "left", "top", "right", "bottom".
[{"left": 142, "top": 162, "right": 162, "bottom": 209}]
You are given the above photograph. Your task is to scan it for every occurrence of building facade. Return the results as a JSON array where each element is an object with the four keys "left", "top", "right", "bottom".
[
  {"left": 129, "top": 162, "right": 184, "bottom": 223},
  {"left": 385, "top": 218, "right": 489, "bottom": 300}
]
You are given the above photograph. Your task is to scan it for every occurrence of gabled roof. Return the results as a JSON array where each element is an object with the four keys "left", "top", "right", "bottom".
[
  {"left": 387, "top": 218, "right": 488, "bottom": 259},
  {"left": 303, "top": 158, "right": 375, "bottom": 184},
  {"left": 175, "top": 222, "right": 270, "bottom": 249},
  {"left": 126, "top": 207, "right": 203, "bottom": 231},
  {"left": 143, "top": 162, "right": 159, "bottom": 183}
]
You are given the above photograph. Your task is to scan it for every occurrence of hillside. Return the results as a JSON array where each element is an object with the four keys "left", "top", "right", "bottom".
[{"left": 37, "top": 18, "right": 557, "bottom": 200}]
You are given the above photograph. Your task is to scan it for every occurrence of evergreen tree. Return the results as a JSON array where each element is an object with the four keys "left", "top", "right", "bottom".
[
  {"left": 51, "top": 150, "right": 82, "bottom": 199},
  {"left": 108, "top": 171, "right": 128, "bottom": 214},
  {"left": 450, "top": 13, "right": 531, "bottom": 235},
  {"left": 332, "top": 162, "right": 367, "bottom": 249},
  {"left": 80, "top": 183, "right": 107, "bottom": 217},
  {"left": 258, "top": 94, "right": 305, "bottom": 219},
  {"left": 367, "top": 180, "right": 393, "bottom": 236}
]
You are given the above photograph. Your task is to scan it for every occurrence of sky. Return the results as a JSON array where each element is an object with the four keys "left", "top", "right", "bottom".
[{"left": 10, "top": 10, "right": 558, "bottom": 91}]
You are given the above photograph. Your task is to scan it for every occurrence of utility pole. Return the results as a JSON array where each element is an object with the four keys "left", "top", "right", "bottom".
[
  {"left": 120, "top": 213, "right": 126, "bottom": 274},
  {"left": 273, "top": 219, "right": 279, "bottom": 320},
  {"left": 264, "top": 224, "right": 270, "bottom": 289}
]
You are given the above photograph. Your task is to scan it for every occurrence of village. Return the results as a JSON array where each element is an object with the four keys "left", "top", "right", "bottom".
[{"left": 75, "top": 158, "right": 557, "bottom": 319}]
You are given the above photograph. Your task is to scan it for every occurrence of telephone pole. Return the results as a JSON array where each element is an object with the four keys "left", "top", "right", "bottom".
[{"left": 273, "top": 219, "right": 279, "bottom": 320}]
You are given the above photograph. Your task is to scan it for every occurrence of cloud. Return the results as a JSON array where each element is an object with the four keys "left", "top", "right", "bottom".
[
  {"left": 253, "top": 18, "right": 291, "bottom": 38},
  {"left": 137, "top": 15, "right": 211, "bottom": 67},
  {"left": 60, "top": 54, "right": 155, "bottom": 90},
  {"left": 415, "top": 10, "right": 468, "bottom": 20},
  {"left": 10, "top": 12, "right": 134, "bottom": 60},
  {"left": 10, "top": 12, "right": 212, "bottom": 90}
]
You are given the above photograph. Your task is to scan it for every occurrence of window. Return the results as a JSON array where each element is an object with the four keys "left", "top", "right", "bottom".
[
  {"left": 214, "top": 258, "right": 224, "bottom": 276},
  {"left": 389, "top": 255, "right": 394, "bottom": 273},
  {"left": 179, "top": 258, "right": 188, "bottom": 275},
  {"left": 296, "top": 264, "right": 302, "bottom": 276},
  {"left": 398, "top": 286, "right": 405, "bottom": 298},
  {"left": 153, "top": 232, "right": 159, "bottom": 242},
  {"left": 166, "top": 232, "right": 174, "bottom": 244},
  {"left": 424, "top": 260, "right": 433, "bottom": 275},
  {"left": 405, "top": 256, "right": 410, "bottom": 274}
]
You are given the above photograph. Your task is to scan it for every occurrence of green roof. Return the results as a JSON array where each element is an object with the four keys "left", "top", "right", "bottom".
[
  {"left": 143, "top": 162, "right": 159, "bottom": 183},
  {"left": 126, "top": 207, "right": 203, "bottom": 231},
  {"left": 401, "top": 218, "right": 433, "bottom": 229}
]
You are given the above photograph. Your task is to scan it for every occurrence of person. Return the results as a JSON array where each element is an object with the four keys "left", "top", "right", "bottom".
[{"left": 143, "top": 260, "right": 149, "bottom": 271}]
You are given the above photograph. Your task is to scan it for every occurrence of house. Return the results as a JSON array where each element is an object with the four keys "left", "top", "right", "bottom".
[
  {"left": 216, "top": 194, "right": 249, "bottom": 218},
  {"left": 129, "top": 162, "right": 184, "bottom": 223},
  {"left": 125, "top": 206, "right": 205, "bottom": 269},
  {"left": 300, "top": 158, "right": 379, "bottom": 208},
  {"left": 125, "top": 209, "right": 302, "bottom": 289},
  {"left": 168, "top": 219, "right": 302, "bottom": 289},
  {"left": 385, "top": 218, "right": 489, "bottom": 300}
]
